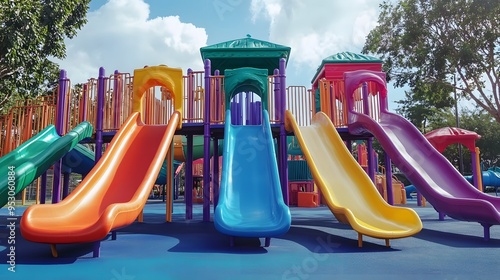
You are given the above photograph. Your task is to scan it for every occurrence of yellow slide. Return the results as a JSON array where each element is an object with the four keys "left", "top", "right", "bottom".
[{"left": 285, "top": 111, "right": 422, "bottom": 247}]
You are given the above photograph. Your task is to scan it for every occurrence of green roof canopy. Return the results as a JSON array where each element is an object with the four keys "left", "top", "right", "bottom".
[
  {"left": 200, "top": 35, "right": 291, "bottom": 75},
  {"left": 311, "top": 51, "right": 382, "bottom": 83},
  {"left": 224, "top": 68, "right": 268, "bottom": 111}
]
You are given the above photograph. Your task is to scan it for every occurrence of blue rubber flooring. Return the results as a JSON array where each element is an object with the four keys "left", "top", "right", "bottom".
[{"left": 1, "top": 198, "right": 500, "bottom": 280}]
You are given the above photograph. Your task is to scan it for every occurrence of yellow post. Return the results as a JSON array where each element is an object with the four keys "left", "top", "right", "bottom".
[
  {"left": 22, "top": 188, "right": 26, "bottom": 205},
  {"left": 36, "top": 178, "right": 40, "bottom": 204},
  {"left": 166, "top": 141, "right": 174, "bottom": 222},
  {"left": 137, "top": 210, "right": 144, "bottom": 223},
  {"left": 475, "top": 147, "right": 483, "bottom": 192}
]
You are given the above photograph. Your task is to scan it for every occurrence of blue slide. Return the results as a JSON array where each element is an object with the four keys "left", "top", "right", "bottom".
[{"left": 214, "top": 110, "right": 291, "bottom": 245}]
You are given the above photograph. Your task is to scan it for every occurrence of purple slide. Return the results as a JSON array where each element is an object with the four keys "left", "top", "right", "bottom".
[{"left": 344, "top": 70, "right": 500, "bottom": 240}]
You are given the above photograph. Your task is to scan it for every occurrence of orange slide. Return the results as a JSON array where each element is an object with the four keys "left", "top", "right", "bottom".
[{"left": 20, "top": 111, "right": 180, "bottom": 256}]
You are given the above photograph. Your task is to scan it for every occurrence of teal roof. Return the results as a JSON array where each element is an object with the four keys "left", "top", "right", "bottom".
[
  {"left": 311, "top": 51, "right": 382, "bottom": 83},
  {"left": 321, "top": 52, "right": 382, "bottom": 63},
  {"left": 200, "top": 35, "right": 291, "bottom": 75}
]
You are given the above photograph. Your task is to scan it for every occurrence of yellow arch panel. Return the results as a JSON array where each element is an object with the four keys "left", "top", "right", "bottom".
[{"left": 132, "top": 65, "right": 183, "bottom": 129}]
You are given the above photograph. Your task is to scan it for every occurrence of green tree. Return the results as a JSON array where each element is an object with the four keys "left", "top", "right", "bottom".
[
  {"left": 363, "top": 0, "right": 500, "bottom": 122},
  {"left": 395, "top": 89, "right": 454, "bottom": 133},
  {"left": 0, "top": 0, "right": 90, "bottom": 112},
  {"left": 459, "top": 108, "right": 500, "bottom": 169}
]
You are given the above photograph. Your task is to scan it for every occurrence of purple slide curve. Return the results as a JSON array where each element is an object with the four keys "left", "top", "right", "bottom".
[{"left": 344, "top": 70, "right": 500, "bottom": 240}]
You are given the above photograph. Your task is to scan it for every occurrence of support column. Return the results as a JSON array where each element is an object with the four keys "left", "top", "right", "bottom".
[
  {"left": 203, "top": 59, "right": 211, "bottom": 222},
  {"left": 40, "top": 172, "right": 47, "bottom": 204},
  {"left": 52, "top": 70, "right": 68, "bottom": 204},
  {"left": 385, "top": 152, "right": 394, "bottom": 205},
  {"left": 95, "top": 67, "right": 105, "bottom": 163},
  {"left": 213, "top": 138, "right": 220, "bottom": 211},
  {"left": 279, "top": 59, "right": 289, "bottom": 205},
  {"left": 185, "top": 135, "right": 193, "bottom": 220},
  {"left": 367, "top": 138, "right": 375, "bottom": 183},
  {"left": 62, "top": 172, "right": 70, "bottom": 199}
]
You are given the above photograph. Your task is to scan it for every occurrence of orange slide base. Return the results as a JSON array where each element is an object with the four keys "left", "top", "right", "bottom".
[{"left": 21, "top": 112, "right": 180, "bottom": 245}]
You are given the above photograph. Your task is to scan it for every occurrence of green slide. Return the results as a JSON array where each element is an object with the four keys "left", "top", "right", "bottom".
[{"left": 0, "top": 122, "right": 93, "bottom": 207}]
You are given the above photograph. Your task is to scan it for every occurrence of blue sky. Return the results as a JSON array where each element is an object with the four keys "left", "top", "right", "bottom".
[{"left": 57, "top": 0, "right": 406, "bottom": 107}]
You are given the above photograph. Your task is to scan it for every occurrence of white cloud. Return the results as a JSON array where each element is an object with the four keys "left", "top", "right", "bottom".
[
  {"left": 250, "top": 0, "right": 380, "bottom": 72},
  {"left": 55, "top": 0, "right": 208, "bottom": 83}
]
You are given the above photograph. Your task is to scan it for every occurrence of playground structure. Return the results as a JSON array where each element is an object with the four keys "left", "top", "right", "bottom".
[{"left": 1, "top": 36, "right": 500, "bottom": 257}]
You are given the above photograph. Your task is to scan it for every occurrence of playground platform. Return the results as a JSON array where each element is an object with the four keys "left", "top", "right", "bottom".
[{"left": 1, "top": 198, "right": 499, "bottom": 280}]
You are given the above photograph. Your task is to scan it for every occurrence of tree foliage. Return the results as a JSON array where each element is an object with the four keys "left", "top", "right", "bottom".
[
  {"left": 363, "top": 0, "right": 500, "bottom": 122},
  {"left": 0, "top": 0, "right": 90, "bottom": 112},
  {"left": 395, "top": 89, "right": 455, "bottom": 133}
]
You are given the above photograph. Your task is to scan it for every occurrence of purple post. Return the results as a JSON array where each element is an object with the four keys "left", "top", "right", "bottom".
[
  {"left": 245, "top": 92, "right": 251, "bottom": 125},
  {"left": 273, "top": 69, "right": 283, "bottom": 196},
  {"left": 252, "top": 102, "right": 260, "bottom": 125},
  {"left": 258, "top": 102, "right": 262, "bottom": 124},
  {"left": 251, "top": 102, "right": 256, "bottom": 125},
  {"left": 439, "top": 212, "right": 446, "bottom": 221},
  {"left": 264, "top": 237, "right": 271, "bottom": 247},
  {"left": 52, "top": 70, "right": 68, "bottom": 204},
  {"left": 279, "top": 59, "right": 289, "bottom": 205},
  {"left": 203, "top": 59, "right": 211, "bottom": 222},
  {"left": 187, "top": 68, "right": 193, "bottom": 122},
  {"left": 40, "top": 172, "right": 47, "bottom": 204},
  {"left": 249, "top": 94, "right": 255, "bottom": 124},
  {"left": 185, "top": 135, "right": 193, "bottom": 220},
  {"left": 95, "top": 67, "right": 105, "bottom": 163},
  {"left": 274, "top": 70, "right": 281, "bottom": 121},
  {"left": 362, "top": 82, "right": 370, "bottom": 115},
  {"left": 385, "top": 151, "right": 394, "bottom": 205},
  {"left": 482, "top": 223, "right": 491, "bottom": 241},
  {"left": 367, "top": 139, "right": 375, "bottom": 182},
  {"left": 237, "top": 93, "right": 243, "bottom": 125},
  {"left": 273, "top": 69, "right": 280, "bottom": 121},
  {"left": 92, "top": 241, "right": 100, "bottom": 258},
  {"left": 417, "top": 192, "right": 422, "bottom": 206},
  {"left": 231, "top": 102, "right": 237, "bottom": 123},
  {"left": 234, "top": 100, "right": 238, "bottom": 125},
  {"left": 62, "top": 172, "right": 70, "bottom": 199},
  {"left": 81, "top": 84, "right": 88, "bottom": 121},
  {"left": 213, "top": 138, "right": 219, "bottom": 211}
]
